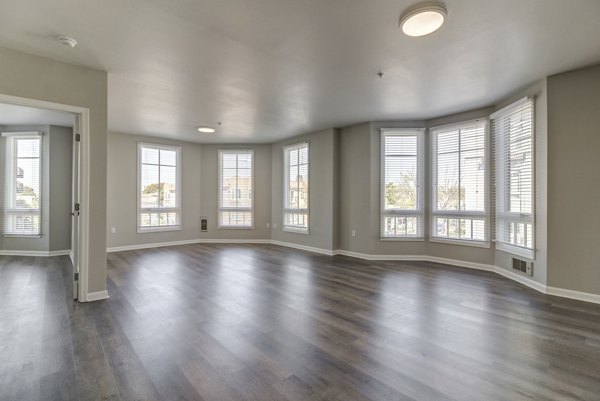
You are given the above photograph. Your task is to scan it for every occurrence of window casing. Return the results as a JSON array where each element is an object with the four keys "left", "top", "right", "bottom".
[
  {"left": 137, "top": 143, "right": 181, "bottom": 233},
  {"left": 218, "top": 149, "right": 254, "bottom": 228},
  {"left": 380, "top": 129, "right": 425, "bottom": 239},
  {"left": 283, "top": 142, "right": 309, "bottom": 233},
  {"left": 492, "top": 98, "right": 535, "bottom": 259},
  {"left": 431, "top": 120, "right": 489, "bottom": 246},
  {"left": 1, "top": 132, "right": 42, "bottom": 237}
]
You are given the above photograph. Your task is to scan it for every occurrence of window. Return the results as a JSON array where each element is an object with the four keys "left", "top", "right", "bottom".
[
  {"left": 283, "top": 142, "right": 309, "bottom": 233},
  {"left": 1, "top": 132, "right": 42, "bottom": 236},
  {"left": 431, "top": 120, "right": 488, "bottom": 245},
  {"left": 492, "top": 98, "right": 535, "bottom": 258},
  {"left": 137, "top": 143, "right": 181, "bottom": 232},
  {"left": 219, "top": 149, "right": 253, "bottom": 228},
  {"left": 381, "top": 129, "right": 425, "bottom": 239}
]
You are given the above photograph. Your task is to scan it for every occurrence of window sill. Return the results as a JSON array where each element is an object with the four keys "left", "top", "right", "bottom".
[
  {"left": 137, "top": 226, "right": 182, "bottom": 234},
  {"left": 430, "top": 237, "right": 490, "bottom": 248},
  {"left": 380, "top": 237, "right": 425, "bottom": 242},
  {"left": 496, "top": 242, "right": 535, "bottom": 260},
  {"left": 2, "top": 234, "right": 42, "bottom": 239},
  {"left": 283, "top": 227, "right": 309, "bottom": 235},
  {"left": 218, "top": 225, "right": 254, "bottom": 230}
]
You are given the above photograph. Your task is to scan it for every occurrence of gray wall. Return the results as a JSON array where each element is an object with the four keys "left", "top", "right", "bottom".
[
  {"left": 106, "top": 132, "right": 272, "bottom": 248},
  {"left": 547, "top": 65, "right": 600, "bottom": 294},
  {"left": 0, "top": 46, "right": 108, "bottom": 294},
  {"left": 0, "top": 125, "right": 72, "bottom": 252},
  {"left": 336, "top": 86, "right": 548, "bottom": 287},
  {"left": 271, "top": 128, "right": 338, "bottom": 251}
]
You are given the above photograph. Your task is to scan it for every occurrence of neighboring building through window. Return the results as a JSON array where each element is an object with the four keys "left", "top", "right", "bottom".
[
  {"left": 1, "top": 132, "right": 42, "bottom": 236},
  {"left": 137, "top": 143, "right": 181, "bottom": 232},
  {"left": 381, "top": 129, "right": 425, "bottom": 239},
  {"left": 492, "top": 98, "right": 535, "bottom": 259},
  {"left": 219, "top": 149, "right": 253, "bottom": 228},
  {"left": 283, "top": 142, "right": 309, "bottom": 233},
  {"left": 431, "top": 120, "right": 488, "bottom": 245}
]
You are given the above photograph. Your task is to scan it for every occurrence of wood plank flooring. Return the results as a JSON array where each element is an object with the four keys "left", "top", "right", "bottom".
[{"left": 1, "top": 244, "right": 600, "bottom": 400}]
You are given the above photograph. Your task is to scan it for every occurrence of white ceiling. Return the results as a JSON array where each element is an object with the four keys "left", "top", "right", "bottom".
[
  {"left": 1, "top": 0, "right": 600, "bottom": 143},
  {"left": 0, "top": 102, "right": 75, "bottom": 127}
]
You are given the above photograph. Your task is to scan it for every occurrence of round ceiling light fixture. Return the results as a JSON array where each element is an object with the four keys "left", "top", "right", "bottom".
[
  {"left": 400, "top": 3, "right": 447, "bottom": 37},
  {"left": 196, "top": 126, "right": 216, "bottom": 133},
  {"left": 57, "top": 36, "right": 78, "bottom": 48}
]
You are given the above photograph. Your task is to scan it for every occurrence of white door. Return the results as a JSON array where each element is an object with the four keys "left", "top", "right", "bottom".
[{"left": 71, "top": 115, "right": 81, "bottom": 300}]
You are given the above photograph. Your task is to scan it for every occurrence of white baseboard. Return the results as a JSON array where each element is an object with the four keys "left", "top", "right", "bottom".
[
  {"left": 107, "top": 238, "right": 271, "bottom": 253},
  {"left": 493, "top": 265, "right": 547, "bottom": 293},
  {"left": 270, "top": 240, "right": 337, "bottom": 256},
  {"left": 545, "top": 286, "right": 600, "bottom": 305},
  {"left": 104, "top": 239, "right": 600, "bottom": 305},
  {"left": 86, "top": 290, "right": 109, "bottom": 302},
  {"left": 0, "top": 249, "right": 71, "bottom": 257}
]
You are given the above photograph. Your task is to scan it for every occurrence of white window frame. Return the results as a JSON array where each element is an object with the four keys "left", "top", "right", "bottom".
[
  {"left": 1, "top": 131, "right": 43, "bottom": 237},
  {"left": 492, "top": 97, "right": 536, "bottom": 260},
  {"left": 218, "top": 149, "right": 254, "bottom": 229},
  {"left": 430, "top": 119, "right": 490, "bottom": 247},
  {"left": 283, "top": 142, "right": 309, "bottom": 234},
  {"left": 137, "top": 142, "right": 182, "bottom": 233},
  {"left": 380, "top": 128, "right": 425, "bottom": 240}
]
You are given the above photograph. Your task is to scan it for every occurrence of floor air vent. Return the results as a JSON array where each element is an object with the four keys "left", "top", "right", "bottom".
[{"left": 512, "top": 258, "right": 533, "bottom": 276}]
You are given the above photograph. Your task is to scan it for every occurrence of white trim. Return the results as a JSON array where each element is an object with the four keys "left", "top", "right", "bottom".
[
  {"left": 0, "top": 93, "right": 91, "bottom": 304},
  {"left": 283, "top": 142, "right": 310, "bottom": 233},
  {"left": 545, "top": 286, "right": 600, "bottom": 305},
  {"left": 101, "top": 239, "right": 600, "bottom": 305},
  {"left": 86, "top": 290, "right": 109, "bottom": 302},
  {"left": 107, "top": 238, "right": 271, "bottom": 253},
  {"left": 218, "top": 148, "right": 255, "bottom": 229},
  {"left": 270, "top": 240, "right": 335, "bottom": 256},
  {"left": 430, "top": 119, "right": 490, "bottom": 244},
  {"left": 335, "top": 250, "right": 597, "bottom": 304},
  {"left": 0, "top": 249, "right": 71, "bottom": 257},
  {"left": 380, "top": 128, "right": 426, "bottom": 239},
  {"left": 493, "top": 265, "right": 547, "bottom": 293},
  {"left": 429, "top": 237, "right": 491, "bottom": 248},
  {"left": 137, "top": 142, "right": 182, "bottom": 233},
  {"left": 1, "top": 131, "right": 43, "bottom": 137}
]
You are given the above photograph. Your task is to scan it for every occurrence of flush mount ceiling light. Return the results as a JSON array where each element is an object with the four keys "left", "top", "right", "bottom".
[
  {"left": 400, "top": 3, "right": 447, "bottom": 37},
  {"left": 57, "top": 35, "right": 77, "bottom": 48},
  {"left": 196, "top": 126, "right": 216, "bottom": 133}
]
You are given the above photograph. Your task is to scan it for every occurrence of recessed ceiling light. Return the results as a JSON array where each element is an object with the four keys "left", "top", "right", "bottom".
[
  {"left": 400, "top": 3, "right": 447, "bottom": 37},
  {"left": 57, "top": 36, "right": 77, "bottom": 48},
  {"left": 196, "top": 126, "right": 216, "bottom": 133}
]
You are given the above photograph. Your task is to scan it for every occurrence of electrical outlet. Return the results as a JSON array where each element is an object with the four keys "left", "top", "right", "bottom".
[
  {"left": 352, "top": 230, "right": 356, "bottom": 237},
  {"left": 266, "top": 222, "right": 270, "bottom": 228},
  {"left": 111, "top": 227, "right": 116, "bottom": 234}
]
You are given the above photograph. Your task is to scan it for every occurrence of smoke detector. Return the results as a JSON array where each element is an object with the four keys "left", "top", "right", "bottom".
[{"left": 57, "top": 36, "right": 77, "bottom": 48}]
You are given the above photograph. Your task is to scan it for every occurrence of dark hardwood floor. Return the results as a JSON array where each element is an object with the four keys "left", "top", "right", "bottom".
[{"left": 1, "top": 244, "right": 600, "bottom": 401}]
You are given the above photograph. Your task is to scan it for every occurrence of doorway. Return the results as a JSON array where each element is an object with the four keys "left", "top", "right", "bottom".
[{"left": 0, "top": 94, "right": 90, "bottom": 301}]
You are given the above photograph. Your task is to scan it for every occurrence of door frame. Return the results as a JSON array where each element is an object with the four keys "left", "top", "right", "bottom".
[{"left": 0, "top": 93, "right": 91, "bottom": 302}]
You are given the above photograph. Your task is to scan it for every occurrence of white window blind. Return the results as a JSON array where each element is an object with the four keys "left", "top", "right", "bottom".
[
  {"left": 492, "top": 98, "right": 535, "bottom": 259},
  {"left": 283, "top": 142, "right": 309, "bottom": 233},
  {"left": 219, "top": 149, "right": 253, "bottom": 228},
  {"left": 380, "top": 129, "right": 425, "bottom": 239},
  {"left": 137, "top": 143, "right": 181, "bottom": 233},
  {"left": 1, "top": 132, "right": 42, "bottom": 236},
  {"left": 431, "top": 120, "right": 489, "bottom": 244}
]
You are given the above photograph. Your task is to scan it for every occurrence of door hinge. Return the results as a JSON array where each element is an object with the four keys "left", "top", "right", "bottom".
[
  {"left": 74, "top": 272, "right": 79, "bottom": 281},
  {"left": 75, "top": 133, "right": 81, "bottom": 142},
  {"left": 74, "top": 203, "right": 80, "bottom": 212}
]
